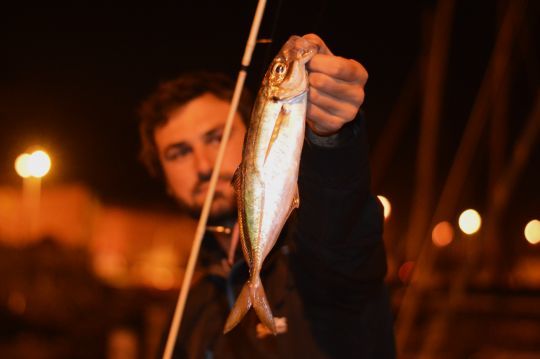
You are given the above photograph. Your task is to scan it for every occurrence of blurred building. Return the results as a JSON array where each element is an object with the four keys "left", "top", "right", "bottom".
[{"left": 0, "top": 184, "right": 197, "bottom": 358}]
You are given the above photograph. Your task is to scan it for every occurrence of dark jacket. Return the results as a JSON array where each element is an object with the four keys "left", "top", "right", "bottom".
[{"left": 170, "top": 115, "right": 396, "bottom": 358}]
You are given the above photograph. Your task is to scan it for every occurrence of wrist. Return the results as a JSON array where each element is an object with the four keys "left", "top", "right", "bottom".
[{"left": 306, "top": 118, "right": 359, "bottom": 148}]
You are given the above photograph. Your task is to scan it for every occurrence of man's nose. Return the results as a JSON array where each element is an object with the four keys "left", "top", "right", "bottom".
[{"left": 193, "top": 147, "right": 213, "bottom": 175}]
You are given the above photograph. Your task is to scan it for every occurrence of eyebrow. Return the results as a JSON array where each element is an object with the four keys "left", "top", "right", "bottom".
[{"left": 162, "top": 126, "right": 225, "bottom": 156}]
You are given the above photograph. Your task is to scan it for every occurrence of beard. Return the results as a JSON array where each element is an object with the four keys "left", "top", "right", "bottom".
[
  {"left": 176, "top": 189, "right": 237, "bottom": 225},
  {"left": 168, "top": 171, "right": 238, "bottom": 226}
]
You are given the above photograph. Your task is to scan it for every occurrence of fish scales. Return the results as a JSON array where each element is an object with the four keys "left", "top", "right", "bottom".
[{"left": 224, "top": 36, "right": 318, "bottom": 335}]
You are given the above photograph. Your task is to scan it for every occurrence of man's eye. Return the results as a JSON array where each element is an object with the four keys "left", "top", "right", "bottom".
[
  {"left": 207, "top": 133, "right": 222, "bottom": 144},
  {"left": 165, "top": 147, "right": 191, "bottom": 161}
]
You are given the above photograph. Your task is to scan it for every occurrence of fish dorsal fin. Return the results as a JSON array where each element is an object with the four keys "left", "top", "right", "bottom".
[
  {"left": 264, "top": 105, "right": 289, "bottom": 163},
  {"left": 232, "top": 165, "right": 242, "bottom": 193},
  {"left": 293, "top": 183, "right": 300, "bottom": 209}
]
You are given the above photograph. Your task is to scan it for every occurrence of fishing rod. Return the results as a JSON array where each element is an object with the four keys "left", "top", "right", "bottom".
[{"left": 162, "top": 1, "right": 269, "bottom": 358}]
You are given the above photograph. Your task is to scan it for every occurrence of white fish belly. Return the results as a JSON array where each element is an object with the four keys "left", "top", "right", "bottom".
[{"left": 258, "top": 95, "right": 306, "bottom": 260}]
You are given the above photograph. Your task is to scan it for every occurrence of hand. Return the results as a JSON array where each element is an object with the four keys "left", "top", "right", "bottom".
[{"left": 302, "top": 34, "right": 368, "bottom": 136}]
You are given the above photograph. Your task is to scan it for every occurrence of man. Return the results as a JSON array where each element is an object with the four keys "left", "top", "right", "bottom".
[{"left": 139, "top": 34, "right": 395, "bottom": 358}]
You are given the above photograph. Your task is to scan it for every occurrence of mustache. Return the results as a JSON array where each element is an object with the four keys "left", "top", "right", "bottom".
[{"left": 193, "top": 171, "right": 234, "bottom": 195}]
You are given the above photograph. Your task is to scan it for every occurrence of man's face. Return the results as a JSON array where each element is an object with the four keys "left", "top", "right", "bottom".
[{"left": 154, "top": 93, "right": 247, "bottom": 220}]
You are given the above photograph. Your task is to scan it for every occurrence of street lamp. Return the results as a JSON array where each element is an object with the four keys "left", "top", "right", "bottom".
[
  {"left": 15, "top": 150, "right": 51, "bottom": 178},
  {"left": 525, "top": 219, "right": 540, "bottom": 245},
  {"left": 458, "top": 209, "right": 482, "bottom": 236},
  {"left": 14, "top": 149, "right": 51, "bottom": 240}
]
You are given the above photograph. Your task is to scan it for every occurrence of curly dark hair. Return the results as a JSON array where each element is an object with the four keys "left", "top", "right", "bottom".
[{"left": 138, "top": 71, "right": 254, "bottom": 178}]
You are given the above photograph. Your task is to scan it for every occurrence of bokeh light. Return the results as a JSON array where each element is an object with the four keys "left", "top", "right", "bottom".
[
  {"left": 525, "top": 219, "right": 540, "bottom": 245},
  {"left": 14, "top": 153, "right": 32, "bottom": 178},
  {"left": 29, "top": 150, "right": 51, "bottom": 177},
  {"left": 14, "top": 149, "right": 51, "bottom": 178},
  {"left": 377, "top": 195, "right": 392, "bottom": 220},
  {"left": 458, "top": 209, "right": 482, "bottom": 235},
  {"left": 432, "top": 221, "right": 454, "bottom": 247}
]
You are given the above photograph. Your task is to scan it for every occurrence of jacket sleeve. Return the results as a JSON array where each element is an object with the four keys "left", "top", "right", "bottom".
[
  {"left": 286, "top": 113, "right": 395, "bottom": 357},
  {"left": 289, "top": 112, "right": 388, "bottom": 305}
]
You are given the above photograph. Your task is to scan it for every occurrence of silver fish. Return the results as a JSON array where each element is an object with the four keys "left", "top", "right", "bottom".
[{"left": 224, "top": 36, "right": 318, "bottom": 334}]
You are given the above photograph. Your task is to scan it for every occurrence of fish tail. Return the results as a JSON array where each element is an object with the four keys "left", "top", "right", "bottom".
[
  {"left": 250, "top": 274, "right": 277, "bottom": 335},
  {"left": 223, "top": 282, "right": 252, "bottom": 334},
  {"left": 223, "top": 275, "right": 277, "bottom": 335}
]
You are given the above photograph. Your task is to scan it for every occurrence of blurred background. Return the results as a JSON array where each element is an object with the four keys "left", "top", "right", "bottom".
[{"left": 0, "top": 0, "right": 539, "bottom": 358}]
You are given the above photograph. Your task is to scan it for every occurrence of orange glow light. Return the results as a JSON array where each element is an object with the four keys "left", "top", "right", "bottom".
[
  {"left": 432, "top": 221, "right": 454, "bottom": 247},
  {"left": 14, "top": 153, "right": 32, "bottom": 178},
  {"left": 14, "top": 149, "right": 51, "bottom": 178},
  {"left": 525, "top": 219, "right": 540, "bottom": 245}
]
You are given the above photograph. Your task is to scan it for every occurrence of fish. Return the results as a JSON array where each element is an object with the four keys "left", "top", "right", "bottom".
[{"left": 223, "top": 35, "right": 318, "bottom": 335}]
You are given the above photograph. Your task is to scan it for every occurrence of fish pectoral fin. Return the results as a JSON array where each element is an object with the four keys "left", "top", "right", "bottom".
[
  {"left": 251, "top": 275, "right": 277, "bottom": 335},
  {"left": 264, "top": 105, "right": 289, "bottom": 163},
  {"left": 223, "top": 282, "right": 252, "bottom": 334}
]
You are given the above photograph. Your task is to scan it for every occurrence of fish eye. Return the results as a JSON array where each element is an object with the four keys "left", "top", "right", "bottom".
[{"left": 273, "top": 62, "right": 286, "bottom": 75}]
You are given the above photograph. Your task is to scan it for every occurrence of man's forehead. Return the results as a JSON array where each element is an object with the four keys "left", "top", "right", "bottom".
[{"left": 155, "top": 94, "right": 232, "bottom": 145}]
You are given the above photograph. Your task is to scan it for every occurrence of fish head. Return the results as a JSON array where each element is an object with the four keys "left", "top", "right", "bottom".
[{"left": 263, "top": 36, "right": 318, "bottom": 102}]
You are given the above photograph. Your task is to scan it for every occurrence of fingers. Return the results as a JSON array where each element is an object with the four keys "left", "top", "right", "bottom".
[
  {"left": 299, "top": 33, "right": 368, "bottom": 136},
  {"left": 308, "top": 55, "right": 368, "bottom": 85},
  {"left": 302, "top": 33, "right": 333, "bottom": 55},
  {"left": 305, "top": 68, "right": 365, "bottom": 136},
  {"left": 301, "top": 33, "right": 368, "bottom": 85},
  {"left": 306, "top": 105, "right": 345, "bottom": 136},
  {"left": 308, "top": 85, "right": 362, "bottom": 121},
  {"left": 309, "top": 73, "right": 365, "bottom": 109}
]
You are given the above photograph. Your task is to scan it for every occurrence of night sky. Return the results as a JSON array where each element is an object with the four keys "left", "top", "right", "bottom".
[{"left": 1, "top": 1, "right": 538, "bottom": 239}]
